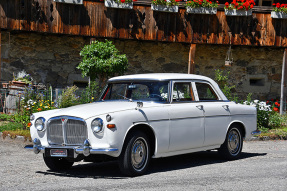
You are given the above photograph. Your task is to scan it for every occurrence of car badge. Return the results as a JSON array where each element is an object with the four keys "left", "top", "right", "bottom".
[{"left": 61, "top": 118, "right": 67, "bottom": 123}]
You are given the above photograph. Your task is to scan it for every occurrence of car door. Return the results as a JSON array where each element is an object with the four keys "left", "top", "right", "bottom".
[
  {"left": 168, "top": 81, "right": 205, "bottom": 152},
  {"left": 193, "top": 81, "right": 231, "bottom": 147}
]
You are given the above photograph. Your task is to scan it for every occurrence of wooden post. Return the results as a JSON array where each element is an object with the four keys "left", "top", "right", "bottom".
[
  {"left": 280, "top": 49, "right": 287, "bottom": 115},
  {"left": 188, "top": 44, "right": 196, "bottom": 74},
  {"left": 0, "top": 28, "right": 1, "bottom": 82}
]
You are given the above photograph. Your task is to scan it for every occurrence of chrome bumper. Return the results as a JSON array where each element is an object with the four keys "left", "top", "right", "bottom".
[
  {"left": 25, "top": 138, "right": 118, "bottom": 157},
  {"left": 251, "top": 129, "right": 261, "bottom": 136}
]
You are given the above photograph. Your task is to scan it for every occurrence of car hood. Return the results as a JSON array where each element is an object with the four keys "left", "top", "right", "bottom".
[{"left": 34, "top": 101, "right": 159, "bottom": 120}]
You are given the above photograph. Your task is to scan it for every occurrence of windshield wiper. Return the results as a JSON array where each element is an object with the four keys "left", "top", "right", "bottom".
[{"left": 117, "top": 93, "right": 133, "bottom": 102}]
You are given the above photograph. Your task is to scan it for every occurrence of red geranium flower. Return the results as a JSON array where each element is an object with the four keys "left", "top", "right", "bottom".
[{"left": 276, "top": 3, "right": 280, "bottom": 8}]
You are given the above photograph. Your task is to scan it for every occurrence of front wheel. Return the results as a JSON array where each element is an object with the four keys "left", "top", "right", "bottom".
[
  {"left": 118, "top": 131, "right": 150, "bottom": 176},
  {"left": 218, "top": 125, "right": 243, "bottom": 160},
  {"left": 43, "top": 155, "right": 74, "bottom": 171}
]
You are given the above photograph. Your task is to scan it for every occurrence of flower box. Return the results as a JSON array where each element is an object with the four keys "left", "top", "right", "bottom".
[
  {"left": 151, "top": 4, "right": 179, "bottom": 13},
  {"left": 105, "top": 0, "right": 133, "bottom": 9},
  {"left": 10, "top": 81, "right": 29, "bottom": 87},
  {"left": 271, "top": 11, "right": 287, "bottom": 19},
  {"left": 225, "top": 9, "right": 252, "bottom": 16},
  {"left": 53, "top": 0, "right": 83, "bottom": 4},
  {"left": 186, "top": 7, "right": 217, "bottom": 15}
]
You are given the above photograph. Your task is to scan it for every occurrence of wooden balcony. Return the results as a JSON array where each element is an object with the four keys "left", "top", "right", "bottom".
[{"left": 0, "top": 0, "right": 287, "bottom": 47}]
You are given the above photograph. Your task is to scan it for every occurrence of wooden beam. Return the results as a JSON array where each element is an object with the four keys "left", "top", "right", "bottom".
[
  {"left": 280, "top": 48, "right": 287, "bottom": 114},
  {"left": 188, "top": 44, "right": 196, "bottom": 74}
]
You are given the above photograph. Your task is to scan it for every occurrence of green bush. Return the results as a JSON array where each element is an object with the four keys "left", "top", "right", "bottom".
[
  {"left": 78, "top": 81, "right": 101, "bottom": 104},
  {"left": 77, "top": 39, "right": 128, "bottom": 87},
  {"left": 0, "top": 122, "right": 23, "bottom": 132},
  {"left": 269, "top": 112, "right": 287, "bottom": 129},
  {"left": 59, "top": 86, "right": 80, "bottom": 108},
  {"left": 0, "top": 114, "right": 13, "bottom": 121},
  {"left": 214, "top": 69, "right": 238, "bottom": 102}
]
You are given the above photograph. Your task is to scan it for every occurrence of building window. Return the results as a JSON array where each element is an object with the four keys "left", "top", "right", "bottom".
[
  {"left": 258, "top": 0, "right": 273, "bottom": 6},
  {"left": 250, "top": 78, "right": 265, "bottom": 86}
]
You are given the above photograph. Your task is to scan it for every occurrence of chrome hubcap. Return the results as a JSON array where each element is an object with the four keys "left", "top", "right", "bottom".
[
  {"left": 227, "top": 129, "right": 241, "bottom": 155},
  {"left": 131, "top": 138, "right": 147, "bottom": 171}
]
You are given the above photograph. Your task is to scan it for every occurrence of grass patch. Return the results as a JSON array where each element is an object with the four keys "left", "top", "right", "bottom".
[
  {"left": 257, "top": 128, "right": 287, "bottom": 140},
  {"left": 0, "top": 119, "right": 31, "bottom": 142},
  {"left": 1, "top": 130, "right": 31, "bottom": 142}
]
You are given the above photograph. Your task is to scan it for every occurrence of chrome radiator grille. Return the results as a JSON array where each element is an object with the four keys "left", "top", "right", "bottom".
[{"left": 47, "top": 116, "right": 87, "bottom": 146}]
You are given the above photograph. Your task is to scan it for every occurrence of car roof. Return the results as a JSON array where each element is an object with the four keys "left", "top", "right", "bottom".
[
  {"left": 108, "top": 73, "right": 213, "bottom": 82},
  {"left": 108, "top": 73, "right": 228, "bottom": 101}
]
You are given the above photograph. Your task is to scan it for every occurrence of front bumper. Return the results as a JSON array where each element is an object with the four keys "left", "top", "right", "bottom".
[{"left": 25, "top": 138, "right": 118, "bottom": 158}]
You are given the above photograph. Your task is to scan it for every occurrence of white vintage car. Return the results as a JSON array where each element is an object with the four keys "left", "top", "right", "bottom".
[{"left": 28, "top": 73, "right": 259, "bottom": 176}]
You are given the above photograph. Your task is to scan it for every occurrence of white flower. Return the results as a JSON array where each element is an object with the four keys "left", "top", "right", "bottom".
[
  {"left": 27, "top": 99, "right": 33, "bottom": 105},
  {"left": 161, "top": 93, "right": 168, "bottom": 99},
  {"left": 259, "top": 102, "right": 266, "bottom": 106},
  {"left": 250, "top": 103, "right": 256, "bottom": 107}
]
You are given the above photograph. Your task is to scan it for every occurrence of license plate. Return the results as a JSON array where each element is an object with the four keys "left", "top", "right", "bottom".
[{"left": 50, "top": 149, "right": 68, "bottom": 157}]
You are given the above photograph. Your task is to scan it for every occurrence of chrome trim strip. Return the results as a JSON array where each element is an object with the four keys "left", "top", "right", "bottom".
[
  {"left": 49, "top": 116, "right": 86, "bottom": 122},
  {"left": 24, "top": 145, "right": 33, "bottom": 150},
  {"left": 75, "top": 148, "right": 119, "bottom": 155}
]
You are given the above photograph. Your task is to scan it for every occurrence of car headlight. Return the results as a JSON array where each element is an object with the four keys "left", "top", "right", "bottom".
[
  {"left": 91, "top": 118, "right": 103, "bottom": 135},
  {"left": 35, "top": 117, "right": 45, "bottom": 131}
]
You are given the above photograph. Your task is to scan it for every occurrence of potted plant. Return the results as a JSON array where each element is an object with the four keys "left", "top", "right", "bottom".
[
  {"left": 185, "top": 0, "right": 218, "bottom": 15},
  {"left": 271, "top": 3, "right": 287, "bottom": 19},
  {"left": 151, "top": 0, "right": 180, "bottom": 13},
  {"left": 224, "top": 0, "right": 255, "bottom": 16},
  {"left": 104, "top": 0, "right": 137, "bottom": 9}
]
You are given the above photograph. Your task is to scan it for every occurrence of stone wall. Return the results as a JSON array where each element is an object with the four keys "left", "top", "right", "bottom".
[{"left": 0, "top": 31, "right": 284, "bottom": 100}]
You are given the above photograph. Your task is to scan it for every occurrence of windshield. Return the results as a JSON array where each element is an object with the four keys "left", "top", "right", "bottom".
[{"left": 101, "top": 81, "right": 169, "bottom": 103}]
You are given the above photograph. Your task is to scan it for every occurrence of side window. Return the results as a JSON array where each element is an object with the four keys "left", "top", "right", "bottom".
[
  {"left": 195, "top": 82, "right": 219, "bottom": 101},
  {"left": 173, "top": 82, "right": 194, "bottom": 102}
]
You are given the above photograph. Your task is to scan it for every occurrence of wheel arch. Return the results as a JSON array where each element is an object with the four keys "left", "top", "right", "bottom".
[
  {"left": 228, "top": 121, "right": 246, "bottom": 139},
  {"left": 122, "top": 123, "right": 156, "bottom": 157}
]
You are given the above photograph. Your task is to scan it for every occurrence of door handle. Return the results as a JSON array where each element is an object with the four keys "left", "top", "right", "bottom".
[{"left": 196, "top": 105, "right": 203, "bottom": 110}]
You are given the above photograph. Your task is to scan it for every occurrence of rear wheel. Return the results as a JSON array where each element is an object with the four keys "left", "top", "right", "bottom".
[
  {"left": 118, "top": 131, "right": 150, "bottom": 176},
  {"left": 219, "top": 125, "right": 243, "bottom": 160},
  {"left": 43, "top": 155, "right": 74, "bottom": 171}
]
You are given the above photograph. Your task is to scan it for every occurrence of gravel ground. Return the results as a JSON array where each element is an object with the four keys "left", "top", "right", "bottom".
[{"left": 0, "top": 137, "right": 286, "bottom": 191}]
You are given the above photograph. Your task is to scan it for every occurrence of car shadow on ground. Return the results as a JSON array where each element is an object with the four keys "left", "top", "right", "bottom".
[
  {"left": 35, "top": 151, "right": 266, "bottom": 179},
  {"left": 149, "top": 151, "right": 266, "bottom": 174}
]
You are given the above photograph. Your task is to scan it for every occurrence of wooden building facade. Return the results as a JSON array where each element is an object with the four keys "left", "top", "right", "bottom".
[
  {"left": 0, "top": 0, "right": 287, "bottom": 102},
  {"left": 0, "top": 0, "right": 287, "bottom": 46}
]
